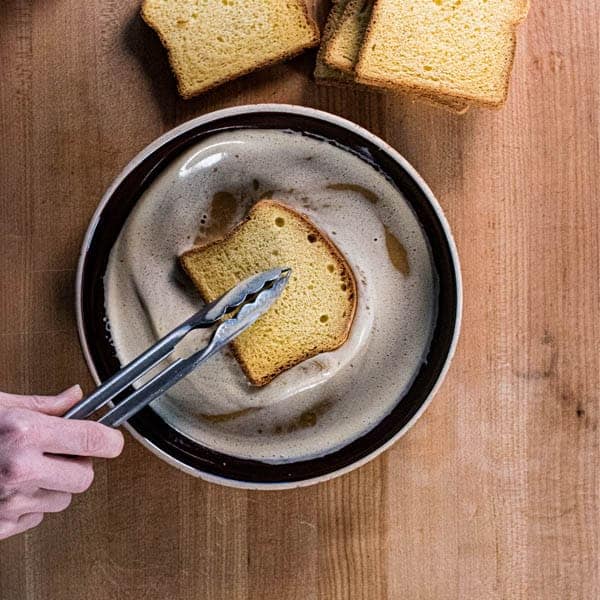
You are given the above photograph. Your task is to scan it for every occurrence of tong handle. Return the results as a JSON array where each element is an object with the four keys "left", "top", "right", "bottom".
[
  {"left": 65, "top": 268, "right": 290, "bottom": 420},
  {"left": 97, "top": 345, "right": 213, "bottom": 428},
  {"left": 96, "top": 268, "right": 291, "bottom": 427},
  {"left": 66, "top": 267, "right": 291, "bottom": 425},
  {"left": 64, "top": 325, "right": 189, "bottom": 420}
]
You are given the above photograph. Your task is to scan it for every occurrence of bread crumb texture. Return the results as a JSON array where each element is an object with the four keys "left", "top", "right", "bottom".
[
  {"left": 180, "top": 200, "right": 357, "bottom": 386},
  {"left": 142, "top": 0, "right": 320, "bottom": 98},
  {"left": 356, "top": 0, "right": 529, "bottom": 106}
]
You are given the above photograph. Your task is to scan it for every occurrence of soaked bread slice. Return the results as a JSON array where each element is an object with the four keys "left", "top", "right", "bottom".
[
  {"left": 323, "top": 0, "right": 373, "bottom": 75},
  {"left": 314, "top": 0, "right": 355, "bottom": 87},
  {"left": 180, "top": 200, "right": 357, "bottom": 386},
  {"left": 142, "top": 0, "right": 320, "bottom": 99},
  {"left": 355, "top": 0, "right": 529, "bottom": 108}
]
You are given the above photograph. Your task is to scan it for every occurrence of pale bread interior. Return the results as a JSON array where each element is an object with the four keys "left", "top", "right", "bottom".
[{"left": 355, "top": 0, "right": 529, "bottom": 107}]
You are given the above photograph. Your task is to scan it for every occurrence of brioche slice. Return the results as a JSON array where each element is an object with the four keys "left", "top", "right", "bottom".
[
  {"left": 356, "top": 0, "right": 529, "bottom": 108},
  {"left": 180, "top": 200, "right": 357, "bottom": 386},
  {"left": 142, "top": 0, "right": 320, "bottom": 99},
  {"left": 321, "top": 0, "right": 469, "bottom": 113},
  {"left": 314, "top": 0, "right": 355, "bottom": 87}
]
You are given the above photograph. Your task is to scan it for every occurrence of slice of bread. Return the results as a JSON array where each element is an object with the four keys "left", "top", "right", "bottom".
[
  {"left": 142, "top": 0, "right": 320, "bottom": 99},
  {"left": 321, "top": 0, "right": 469, "bottom": 113},
  {"left": 323, "top": 0, "right": 373, "bottom": 75},
  {"left": 180, "top": 200, "right": 357, "bottom": 386},
  {"left": 355, "top": 0, "right": 529, "bottom": 108},
  {"left": 314, "top": 0, "right": 355, "bottom": 87}
]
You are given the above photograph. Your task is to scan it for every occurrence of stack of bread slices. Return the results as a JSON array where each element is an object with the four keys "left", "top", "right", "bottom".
[
  {"left": 316, "top": 0, "right": 529, "bottom": 112},
  {"left": 142, "top": 0, "right": 528, "bottom": 111}
]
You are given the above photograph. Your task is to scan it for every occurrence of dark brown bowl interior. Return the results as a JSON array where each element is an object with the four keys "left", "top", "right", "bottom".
[{"left": 79, "top": 108, "right": 459, "bottom": 484}]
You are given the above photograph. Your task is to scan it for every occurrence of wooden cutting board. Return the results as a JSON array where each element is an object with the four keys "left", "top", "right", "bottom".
[{"left": 0, "top": 1, "right": 598, "bottom": 598}]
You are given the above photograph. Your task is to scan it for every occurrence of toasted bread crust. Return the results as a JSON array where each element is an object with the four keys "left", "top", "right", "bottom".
[
  {"left": 180, "top": 200, "right": 357, "bottom": 386},
  {"left": 142, "top": 1, "right": 320, "bottom": 99},
  {"left": 315, "top": 72, "right": 469, "bottom": 113}
]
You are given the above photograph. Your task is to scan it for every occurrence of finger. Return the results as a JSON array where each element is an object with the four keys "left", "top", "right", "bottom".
[
  {"left": 0, "top": 386, "right": 83, "bottom": 415},
  {"left": 31, "top": 456, "right": 95, "bottom": 494},
  {"left": 0, "top": 490, "right": 72, "bottom": 520},
  {"left": 34, "top": 414, "right": 124, "bottom": 458},
  {"left": 34, "top": 490, "right": 72, "bottom": 513},
  {"left": 0, "top": 450, "right": 93, "bottom": 495},
  {"left": 0, "top": 513, "right": 44, "bottom": 540},
  {"left": 0, "top": 408, "right": 124, "bottom": 458}
]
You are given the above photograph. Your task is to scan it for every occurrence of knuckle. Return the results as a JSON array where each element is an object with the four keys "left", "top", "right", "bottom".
[
  {"left": 28, "top": 395, "right": 49, "bottom": 413},
  {"left": 0, "top": 452, "right": 34, "bottom": 486},
  {"left": 0, "top": 409, "right": 35, "bottom": 446},
  {"left": 81, "top": 425, "right": 106, "bottom": 456}
]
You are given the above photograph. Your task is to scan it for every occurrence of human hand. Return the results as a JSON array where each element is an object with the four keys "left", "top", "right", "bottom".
[{"left": 0, "top": 386, "right": 124, "bottom": 540}]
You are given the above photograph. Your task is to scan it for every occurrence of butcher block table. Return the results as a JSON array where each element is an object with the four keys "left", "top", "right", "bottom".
[{"left": 1, "top": 1, "right": 598, "bottom": 598}]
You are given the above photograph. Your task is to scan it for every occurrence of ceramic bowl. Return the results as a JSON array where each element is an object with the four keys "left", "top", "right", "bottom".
[{"left": 76, "top": 104, "right": 462, "bottom": 489}]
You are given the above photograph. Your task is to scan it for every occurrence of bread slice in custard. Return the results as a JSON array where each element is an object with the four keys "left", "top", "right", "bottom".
[{"left": 180, "top": 200, "right": 357, "bottom": 386}]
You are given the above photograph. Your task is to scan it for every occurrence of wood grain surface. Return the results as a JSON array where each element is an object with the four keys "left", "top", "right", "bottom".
[{"left": 1, "top": 1, "right": 599, "bottom": 598}]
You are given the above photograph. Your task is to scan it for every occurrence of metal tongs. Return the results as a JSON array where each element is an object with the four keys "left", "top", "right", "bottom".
[{"left": 64, "top": 267, "right": 291, "bottom": 427}]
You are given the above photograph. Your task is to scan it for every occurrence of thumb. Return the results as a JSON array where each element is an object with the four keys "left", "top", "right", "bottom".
[{"left": 0, "top": 385, "right": 83, "bottom": 415}]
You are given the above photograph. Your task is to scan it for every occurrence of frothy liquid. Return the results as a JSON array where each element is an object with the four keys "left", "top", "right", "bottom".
[{"left": 104, "top": 130, "right": 437, "bottom": 463}]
